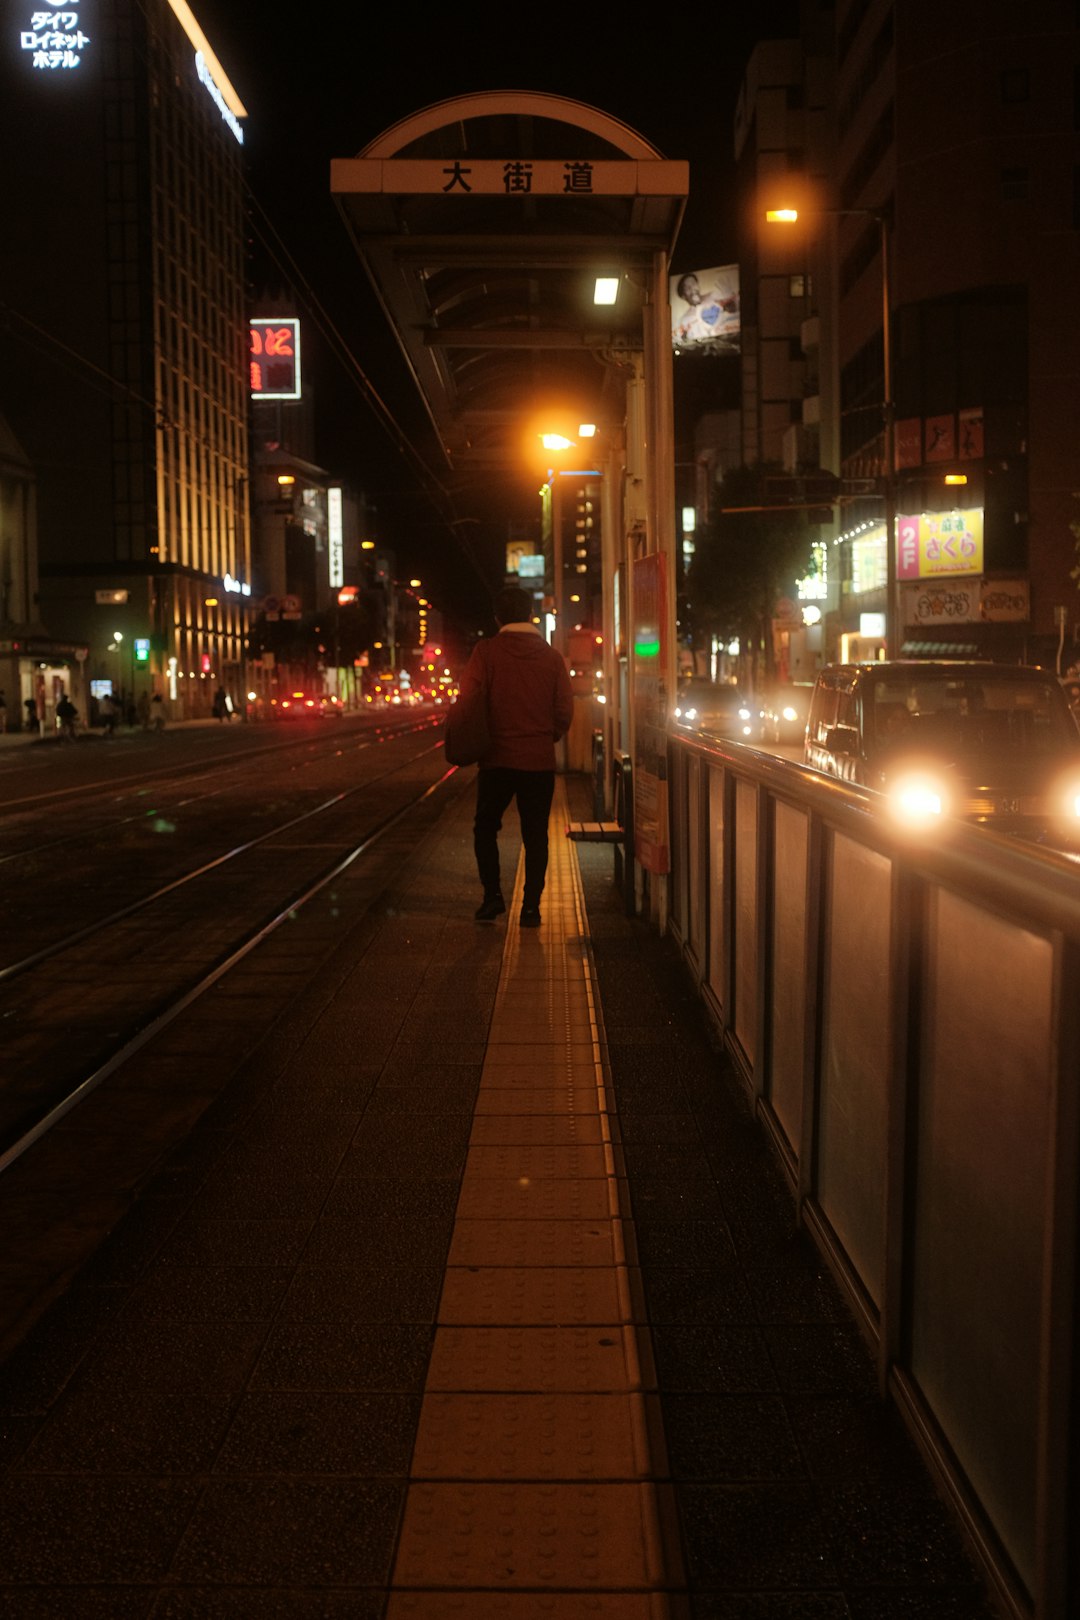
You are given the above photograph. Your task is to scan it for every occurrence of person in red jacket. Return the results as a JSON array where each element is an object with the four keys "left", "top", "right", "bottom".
[{"left": 459, "top": 585, "right": 574, "bottom": 927}]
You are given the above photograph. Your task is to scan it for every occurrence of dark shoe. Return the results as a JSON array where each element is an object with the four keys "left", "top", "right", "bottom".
[
  {"left": 519, "top": 907, "right": 541, "bottom": 928},
  {"left": 474, "top": 894, "right": 506, "bottom": 922}
]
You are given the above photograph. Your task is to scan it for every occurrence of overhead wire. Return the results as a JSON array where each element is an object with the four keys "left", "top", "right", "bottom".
[{"left": 241, "top": 189, "right": 496, "bottom": 596}]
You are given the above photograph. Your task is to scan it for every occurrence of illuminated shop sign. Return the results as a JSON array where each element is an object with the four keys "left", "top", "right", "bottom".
[
  {"left": 20, "top": 6, "right": 90, "bottom": 70},
  {"left": 897, "top": 508, "right": 983, "bottom": 581},
  {"left": 222, "top": 573, "right": 251, "bottom": 596},
  {"left": 328, "top": 488, "right": 344, "bottom": 590},
  {"left": 796, "top": 542, "right": 828, "bottom": 601},
  {"left": 903, "top": 578, "right": 1029, "bottom": 626},
  {"left": 851, "top": 527, "right": 887, "bottom": 595},
  {"left": 249, "top": 318, "right": 301, "bottom": 400}
]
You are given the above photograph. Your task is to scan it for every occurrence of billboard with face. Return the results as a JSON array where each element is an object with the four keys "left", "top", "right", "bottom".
[{"left": 670, "top": 265, "right": 740, "bottom": 353}]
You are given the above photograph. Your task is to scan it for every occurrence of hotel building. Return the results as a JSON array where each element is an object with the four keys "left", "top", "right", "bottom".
[{"left": 1, "top": 0, "right": 251, "bottom": 722}]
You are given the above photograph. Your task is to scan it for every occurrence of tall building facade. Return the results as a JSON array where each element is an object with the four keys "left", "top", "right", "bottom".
[
  {"left": 1, "top": 0, "right": 251, "bottom": 722},
  {"left": 729, "top": 0, "right": 1080, "bottom": 671}
]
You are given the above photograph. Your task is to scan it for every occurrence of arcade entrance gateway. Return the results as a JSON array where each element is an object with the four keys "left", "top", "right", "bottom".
[{"left": 331, "top": 91, "right": 687, "bottom": 913}]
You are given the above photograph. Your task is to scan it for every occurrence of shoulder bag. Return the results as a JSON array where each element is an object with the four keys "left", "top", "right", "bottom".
[{"left": 444, "top": 643, "right": 492, "bottom": 766}]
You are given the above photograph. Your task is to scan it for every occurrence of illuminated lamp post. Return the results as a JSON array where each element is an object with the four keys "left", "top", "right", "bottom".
[{"left": 766, "top": 203, "right": 899, "bottom": 658}]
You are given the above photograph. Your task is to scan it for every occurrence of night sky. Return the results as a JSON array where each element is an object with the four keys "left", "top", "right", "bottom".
[{"left": 192, "top": 0, "right": 801, "bottom": 624}]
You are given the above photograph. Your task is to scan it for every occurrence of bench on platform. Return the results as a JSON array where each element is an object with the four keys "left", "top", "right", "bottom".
[{"left": 565, "top": 820, "right": 623, "bottom": 843}]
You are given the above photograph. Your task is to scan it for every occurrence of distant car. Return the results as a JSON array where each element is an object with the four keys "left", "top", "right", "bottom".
[
  {"left": 804, "top": 660, "right": 1080, "bottom": 845},
  {"left": 269, "top": 691, "right": 342, "bottom": 719},
  {"left": 760, "top": 682, "right": 814, "bottom": 746},
  {"left": 673, "top": 679, "right": 760, "bottom": 741}
]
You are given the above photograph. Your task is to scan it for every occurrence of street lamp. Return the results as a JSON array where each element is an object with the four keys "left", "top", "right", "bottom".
[{"left": 766, "top": 202, "right": 899, "bottom": 658}]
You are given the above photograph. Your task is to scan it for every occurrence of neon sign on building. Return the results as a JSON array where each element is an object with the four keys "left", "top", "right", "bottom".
[
  {"left": 166, "top": 2, "right": 246, "bottom": 147},
  {"left": 328, "top": 489, "right": 344, "bottom": 590},
  {"left": 249, "top": 318, "right": 301, "bottom": 400},
  {"left": 195, "top": 52, "right": 243, "bottom": 145},
  {"left": 20, "top": 7, "right": 90, "bottom": 70}
]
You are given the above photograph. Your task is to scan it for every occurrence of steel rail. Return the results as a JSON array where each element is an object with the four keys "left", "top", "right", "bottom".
[
  {"left": 0, "top": 763, "right": 463, "bottom": 1177},
  {"left": 0, "top": 712, "right": 442, "bottom": 815},
  {"left": 0, "top": 737, "right": 447, "bottom": 985}
]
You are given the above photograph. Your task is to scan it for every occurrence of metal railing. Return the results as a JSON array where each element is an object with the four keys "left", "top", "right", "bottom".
[{"left": 666, "top": 729, "right": 1080, "bottom": 1620}]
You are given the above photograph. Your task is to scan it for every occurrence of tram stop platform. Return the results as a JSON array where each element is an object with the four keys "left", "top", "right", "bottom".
[{"left": 0, "top": 772, "right": 998, "bottom": 1618}]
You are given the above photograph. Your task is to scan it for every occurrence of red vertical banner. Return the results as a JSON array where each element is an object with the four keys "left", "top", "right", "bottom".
[
  {"left": 632, "top": 552, "right": 670, "bottom": 875},
  {"left": 924, "top": 414, "right": 956, "bottom": 462},
  {"left": 894, "top": 417, "right": 922, "bottom": 469},
  {"left": 958, "top": 407, "right": 984, "bottom": 459}
]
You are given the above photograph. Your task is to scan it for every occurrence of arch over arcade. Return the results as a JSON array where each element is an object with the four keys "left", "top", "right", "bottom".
[
  {"left": 360, "top": 89, "right": 666, "bottom": 163},
  {"left": 332, "top": 91, "right": 686, "bottom": 478}
]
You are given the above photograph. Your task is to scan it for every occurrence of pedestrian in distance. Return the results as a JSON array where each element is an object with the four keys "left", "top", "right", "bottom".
[
  {"left": 24, "top": 696, "right": 38, "bottom": 734},
  {"left": 56, "top": 692, "right": 78, "bottom": 741},
  {"left": 212, "top": 685, "right": 230, "bottom": 722},
  {"left": 136, "top": 690, "right": 151, "bottom": 730},
  {"left": 460, "top": 584, "right": 573, "bottom": 929},
  {"left": 0, "top": 690, "right": 6, "bottom": 734},
  {"left": 100, "top": 692, "right": 118, "bottom": 737},
  {"left": 150, "top": 692, "right": 165, "bottom": 731}
]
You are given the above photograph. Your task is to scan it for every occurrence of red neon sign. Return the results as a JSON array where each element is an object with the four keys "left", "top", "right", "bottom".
[{"left": 249, "top": 318, "right": 301, "bottom": 400}]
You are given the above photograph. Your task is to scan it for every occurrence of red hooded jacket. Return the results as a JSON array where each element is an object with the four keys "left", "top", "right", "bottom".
[{"left": 459, "top": 624, "right": 574, "bottom": 771}]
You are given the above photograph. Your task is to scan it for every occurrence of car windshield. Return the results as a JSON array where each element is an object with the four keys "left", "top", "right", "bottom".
[
  {"left": 678, "top": 682, "right": 740, "bottom": 708},
  {"left": 867, "top": 675, "right": 1077, "bottom": 757}
]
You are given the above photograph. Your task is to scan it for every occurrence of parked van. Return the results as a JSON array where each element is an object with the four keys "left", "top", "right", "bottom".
[{"left": 804, "top": 661, "right": 1080, "bottom": 843}]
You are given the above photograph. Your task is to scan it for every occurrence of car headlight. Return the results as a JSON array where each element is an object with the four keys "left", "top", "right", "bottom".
[
  {"left": 738, "top": 706, "right": 751, "bottom": 720},
  {"left": 782, "top": 705, "right": 798, "bottom": 723},
  {"left": 888, "top": 771, "right": 949, "bottom": 825},
  {"left": 1056, "top": 776, "right": 1080, "bottom": 819}
]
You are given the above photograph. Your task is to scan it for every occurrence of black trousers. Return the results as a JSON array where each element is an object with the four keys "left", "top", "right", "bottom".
[{"left": 474, "top": 766, "right": 555, "bottom": 908}]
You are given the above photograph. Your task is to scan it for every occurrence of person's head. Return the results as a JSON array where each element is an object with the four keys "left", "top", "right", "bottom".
[
  {"left": 677, "top": 272, "right": 701, "bottom": 305},
  {"left": 494, "top": 585, "right": 533, "bottom": 626}
]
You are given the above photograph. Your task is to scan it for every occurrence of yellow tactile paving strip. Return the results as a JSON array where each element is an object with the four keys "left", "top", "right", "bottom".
[{"left": 387, "top": 781, "right": 674, "bottom": 1616}]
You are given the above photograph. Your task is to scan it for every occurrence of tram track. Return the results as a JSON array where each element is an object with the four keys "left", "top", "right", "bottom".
[
  {"left": 0, "top": 721, "right": 446, "bottom": 961},
  {"left": 0, "top": 710, "right": 441, "bottom": 829},
  {"left": 0, "top": 731, "right": 465, "bottom": 1175},
  {"left": 0, "top": 738, "right": 444, "bottom": 983}
]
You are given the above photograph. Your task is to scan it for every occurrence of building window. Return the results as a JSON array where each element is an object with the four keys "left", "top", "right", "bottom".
[
  {"left": 789, "top": 273, "right": 813, "bottom": 298},
  {"left": 1001, "top": 167, "right": 1028, "bottom": 201}
]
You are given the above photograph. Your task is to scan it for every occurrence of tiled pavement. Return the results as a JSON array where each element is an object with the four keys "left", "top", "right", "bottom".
[{"left": 0, "top": 773, "right": 1002, "bottom": 1617}]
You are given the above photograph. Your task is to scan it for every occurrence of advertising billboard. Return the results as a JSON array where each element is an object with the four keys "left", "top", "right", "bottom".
[
  {"left": 670, "top": 265, "right": 740, "bottom": 354},
  {"left": 896, "top": 509, "right": 984, "bottom": 581},
  {"left": 250, "top": 318, "right": 301, "bottom": 400}
]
